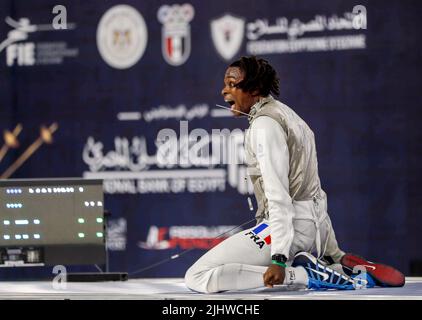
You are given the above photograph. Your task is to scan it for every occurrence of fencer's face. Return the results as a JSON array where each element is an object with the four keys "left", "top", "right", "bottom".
[{"left": 221, "top": 67, "right": 259, "bottom": 117}]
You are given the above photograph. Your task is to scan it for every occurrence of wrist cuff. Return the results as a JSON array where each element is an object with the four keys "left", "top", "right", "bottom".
[{"left": 271, "top": 260, "right": 287, "bottom": 268}]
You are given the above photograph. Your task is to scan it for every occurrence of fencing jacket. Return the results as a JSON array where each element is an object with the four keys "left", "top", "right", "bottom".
[{"left": 245, "top": 95, "right": 326, "bottom": 258}]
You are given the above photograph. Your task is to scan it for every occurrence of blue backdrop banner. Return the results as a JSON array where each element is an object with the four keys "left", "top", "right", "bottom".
[{"left": 0, "top": 0, "right": 421, "bottom": 279}]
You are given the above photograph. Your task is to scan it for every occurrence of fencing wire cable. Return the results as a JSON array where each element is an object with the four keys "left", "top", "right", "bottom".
[
  {"left": 215, "top": 104, "right": 250, "bottom": 117},
  {"left": 128, "top": 113, "right": 255, "bottom": 277},
  {"left": 128, "top": 217, "right": 256, "bottom": 277}
]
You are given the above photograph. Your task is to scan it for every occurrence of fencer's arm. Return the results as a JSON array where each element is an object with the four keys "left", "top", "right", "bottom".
[{"left": 250, "top": 116, "right": 295, "bottom": 259}]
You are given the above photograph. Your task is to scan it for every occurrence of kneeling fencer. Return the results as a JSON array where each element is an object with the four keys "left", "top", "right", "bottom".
[{"left": 185, "top": 56, "right": 405, "bottom": 293}]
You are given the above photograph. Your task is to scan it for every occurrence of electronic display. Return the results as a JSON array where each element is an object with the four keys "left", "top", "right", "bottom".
[{"left": 0, "top": 179, "right": 105, "bottom": 265}]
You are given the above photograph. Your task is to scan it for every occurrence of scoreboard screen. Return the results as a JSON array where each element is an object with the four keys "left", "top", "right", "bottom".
[{"left": 0, "top": 178, "right": 105, "bottom": 266}]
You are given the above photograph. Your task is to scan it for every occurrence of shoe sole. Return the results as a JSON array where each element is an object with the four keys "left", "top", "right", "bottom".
[{"left": 341, "top": 253, "right": 405, "bottom": 287}]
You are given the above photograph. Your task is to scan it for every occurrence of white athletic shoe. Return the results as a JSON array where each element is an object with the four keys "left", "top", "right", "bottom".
[{"left": 292, "top": 252, "right": 357, "bottom": 290}]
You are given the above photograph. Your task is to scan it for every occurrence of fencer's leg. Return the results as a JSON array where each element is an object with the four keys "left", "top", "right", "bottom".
[
  {"left": 186, "top": 262, "right": 268, "bottom": 293},
  {"left": 185, "top": 221, "right": 308, "bottom": 293},
  {"left": 184, "top": 223, "right": 269, "bottom": 293}
]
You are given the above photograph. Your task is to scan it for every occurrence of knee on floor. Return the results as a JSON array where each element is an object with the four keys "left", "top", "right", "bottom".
[{"left": 184, "top": 266, "right": 217, "bottom": 294}]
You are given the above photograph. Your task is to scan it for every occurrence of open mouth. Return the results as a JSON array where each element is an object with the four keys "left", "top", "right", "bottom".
[{"left": 225, "top": 100, "right": 235, "bottom": 110}]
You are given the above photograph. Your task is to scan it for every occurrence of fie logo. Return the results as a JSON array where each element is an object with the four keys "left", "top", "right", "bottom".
[{"left": 1, "top": 5, "right": 69, "bottom": 66}]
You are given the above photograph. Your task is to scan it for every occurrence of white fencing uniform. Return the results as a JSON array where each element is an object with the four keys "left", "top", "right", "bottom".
[{"left": 185, "top": 96, "right": 345, "bottom": 293}]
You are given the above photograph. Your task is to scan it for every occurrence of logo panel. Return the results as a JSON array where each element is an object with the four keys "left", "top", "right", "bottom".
[
  {"left": 158, "top": 3, "right": 194, "bottom": 66},
  {"left": 0, "top": 16, "right": 78, "bottom": 67},
  {"left": 97, "top": 5, "right": 148, "bottom": 69},
  {"left": 211, "top": 14, "right": 244, "bottom": 61}
]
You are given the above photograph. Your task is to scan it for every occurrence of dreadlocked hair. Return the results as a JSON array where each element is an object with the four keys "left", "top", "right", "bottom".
[{"left": 230, "top": 56, "right": 280, "bottom": 97}]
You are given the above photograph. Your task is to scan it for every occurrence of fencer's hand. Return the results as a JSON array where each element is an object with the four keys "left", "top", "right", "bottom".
[{"left": 263, "top": 264, "right": 285, "bottom": 288}]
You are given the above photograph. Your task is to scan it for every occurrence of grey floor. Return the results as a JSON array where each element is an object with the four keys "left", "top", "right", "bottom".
[{"left": 0, "top": 277, "right": 421, "bottom": 300}]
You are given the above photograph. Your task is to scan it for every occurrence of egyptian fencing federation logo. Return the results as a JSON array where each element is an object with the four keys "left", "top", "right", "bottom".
[
  {"left": 97, "top": 4, "right": 148, "bottom": 69},
  {"left": 157, "top": 3, "right": 194, "bottom": 66},
  {"left": 211, "top": 14, "right": 245, "bottom": 61}
]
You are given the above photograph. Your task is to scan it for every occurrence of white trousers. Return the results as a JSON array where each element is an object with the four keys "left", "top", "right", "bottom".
[{"left": 185, "top": 197, "right": 344, "bottom": 293}]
